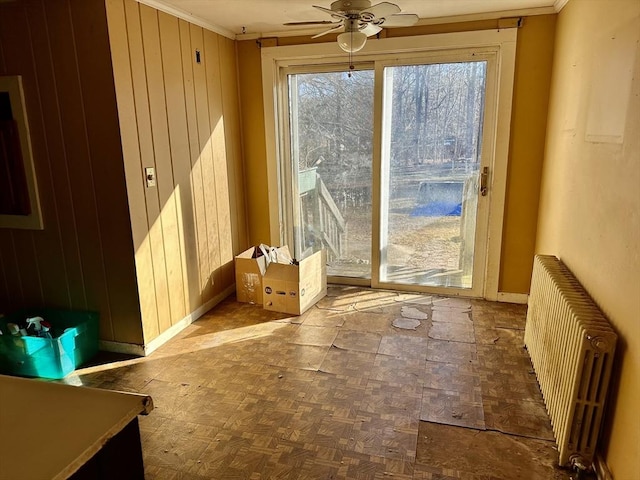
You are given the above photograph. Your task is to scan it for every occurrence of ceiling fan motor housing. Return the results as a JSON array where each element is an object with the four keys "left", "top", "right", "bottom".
[
  {"left": 330, "top": 0, "right": 372, "bottom": 15},
  {"left": 308, "top": 1, "right": 416, "bottom": 44}
]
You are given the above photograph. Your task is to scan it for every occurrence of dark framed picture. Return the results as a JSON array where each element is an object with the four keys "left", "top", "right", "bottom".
[{"left": 0, "top": 75, "right": 43, "bottom": 230}]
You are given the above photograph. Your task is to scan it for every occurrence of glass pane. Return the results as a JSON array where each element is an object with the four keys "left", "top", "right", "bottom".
[
  {"left": 288, "top": 70, "right": 374, "bottom": 278},
  {"left": 380, "top": 61, "right": 487, "bottom": 289}
]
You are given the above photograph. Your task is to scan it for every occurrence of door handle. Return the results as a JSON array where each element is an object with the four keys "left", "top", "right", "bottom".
[{"left": 480, "top": 167, "right": 489, "bottom": 196}]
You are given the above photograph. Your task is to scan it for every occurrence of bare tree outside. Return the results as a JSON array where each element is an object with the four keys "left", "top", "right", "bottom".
[
  {"left": 289, "top": 69, "right": 374, "bottom": 276},
  {"left": 288, "top": 61, "right": 487, "bottom": 287}
]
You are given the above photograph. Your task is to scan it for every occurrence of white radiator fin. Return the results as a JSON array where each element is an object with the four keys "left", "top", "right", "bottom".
[{"left": 525, "top": 255, "right": 617, "bottom": 467}]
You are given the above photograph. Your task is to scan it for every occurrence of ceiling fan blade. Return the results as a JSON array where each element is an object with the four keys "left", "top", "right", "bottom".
[
  {"left": 378, "top": 13, "right": 419, "bottom": 27},
  {"left": 360, "top": 23, "right": 382, "bottom": 37},
  {"left": 284, "top": 20, "right": 339, "bottom": 26},
  {"left": 313, "top": 5, "right": 347, "bottom": 19},
  {"left": 362, "top": 2, "right": 401, "bottom": 20},
  {"left": 311, "top": 24, "right": 345, "bottom": 38}
]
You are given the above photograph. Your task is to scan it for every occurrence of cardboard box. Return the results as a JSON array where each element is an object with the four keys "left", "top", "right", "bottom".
[
  {"left": 263, "top": 247, "right": 327, "bottom": 316},
  {"left": 235, "top": 247, "right": 268, "bottom": 305}
]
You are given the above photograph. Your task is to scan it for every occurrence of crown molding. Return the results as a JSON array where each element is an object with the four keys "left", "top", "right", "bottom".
[
  {"left": 136, "top": 0, "right": 236, "bottom": 39},
  {"left": 134, "top": 1, "right": 563, "bottom": 42}
]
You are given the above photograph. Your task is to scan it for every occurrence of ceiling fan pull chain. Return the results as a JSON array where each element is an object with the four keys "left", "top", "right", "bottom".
[{"left": 348, "top": 30, "right": 354, "bottom": 77}]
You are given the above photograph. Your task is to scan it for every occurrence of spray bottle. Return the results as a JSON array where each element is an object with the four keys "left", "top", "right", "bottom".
[{"left": 26, "top": 316, "right": 45, "bottom": 336}]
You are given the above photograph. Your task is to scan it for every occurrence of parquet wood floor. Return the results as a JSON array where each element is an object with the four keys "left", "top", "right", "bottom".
[{"left": 65, "top": 286, "right": 576, "bottom": 479}]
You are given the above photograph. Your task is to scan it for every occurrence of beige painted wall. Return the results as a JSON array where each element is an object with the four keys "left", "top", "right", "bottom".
[
  {"left": 237, "top": 16, "right": 556, "bottom": 294},
  {"left": 500, "top": 15, "right": 556, "bottom": 293},
  {"left": 106, "top": 0, "right": 247, "bottom": 344},
  {"left": 0, "top": 0, "right": 143, "bottom": 344},
  {"left": 536, "top": 0, "right": 640, "bottom": 477},
  {"left": 237, "top": 39, "right": 272, "bottom": 245}
]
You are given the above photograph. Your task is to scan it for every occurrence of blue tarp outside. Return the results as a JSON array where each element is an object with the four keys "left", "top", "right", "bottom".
[{"left": 411, "top": 201, "right": 462, "bottom": 217}]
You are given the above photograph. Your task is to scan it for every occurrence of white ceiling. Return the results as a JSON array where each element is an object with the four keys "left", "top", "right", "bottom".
[{"left": 140, "top": 0, "right": 565, "bottom": 38}]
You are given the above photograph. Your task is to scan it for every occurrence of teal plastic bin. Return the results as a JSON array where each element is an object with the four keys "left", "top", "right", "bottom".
[{"left": 0, "top": 309, "right": 99, "bottom": 379}]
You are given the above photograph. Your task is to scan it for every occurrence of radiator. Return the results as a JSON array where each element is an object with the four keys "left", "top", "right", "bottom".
[{"left": 524, "top": 255, "right": 617, "bottom": 468}]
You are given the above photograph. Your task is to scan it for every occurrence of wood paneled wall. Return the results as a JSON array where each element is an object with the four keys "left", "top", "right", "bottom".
[
  {"left": 106, "top": 0, "right": 247, "bottom": 344},
  {"left": 0, "top": 0, "right": 246, "bottom": 348},
  {"left": 0, "top": 0, "right": 143, "bottom": 344}
]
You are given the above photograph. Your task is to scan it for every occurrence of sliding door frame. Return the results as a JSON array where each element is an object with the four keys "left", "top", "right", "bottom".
[
  {"left": 372, "top": 54, "right": 495, "bottom": 298},
  {"left": 261, "top": 29, "right": 517, "bottom": 299}
]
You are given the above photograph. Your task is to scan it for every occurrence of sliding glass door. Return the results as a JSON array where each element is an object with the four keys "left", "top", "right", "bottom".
[
  {"left": 378, "top": 61, "right": 488, "bottom": 290},
  {"left": 286, "top": 68, "right": 375, "bottom": 279},
  {"left": 272, "top": 35, "right": 513, "bottom": 297}
]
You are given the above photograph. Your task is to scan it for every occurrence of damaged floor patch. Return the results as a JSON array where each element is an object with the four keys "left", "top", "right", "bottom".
[
  {"left": 392, "top": 318, "right": 422, "bottom": 330},
  {"left": 400, "top": 306, "right": 429, "bottom": 320}
]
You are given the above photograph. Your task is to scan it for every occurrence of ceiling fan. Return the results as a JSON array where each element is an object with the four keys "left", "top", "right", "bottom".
[{"left": 285, "top": 0, "right": 419, "bottom": 53}]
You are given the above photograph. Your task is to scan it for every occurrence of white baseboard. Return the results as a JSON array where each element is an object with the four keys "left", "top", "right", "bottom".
[
  {"left": 496, "top": 292, "right": 529, "bottom": 304},
  {"left": 143, "top": 284, "right": 235, "bottom": 356},
  {"left": 99, "top": 340, "right": 145, "bottom": 356},
  {"left": 100, "top": 285, "right": 235, "bottom": 357},
  {"left": 593, "top": 454, "right": 613, "bottom": 480}
]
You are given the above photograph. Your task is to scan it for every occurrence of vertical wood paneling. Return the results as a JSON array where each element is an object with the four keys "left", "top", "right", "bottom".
[
  {"left": 182, "top": 22, "right": 212, "bottom": 305},
  {"left": 102, "top": 0, "right": 246, "bottom": 345},
  {"left": 0, "top": 0, "right": 144, "bottom": 345},
  {"left": 0, "top": 26, "right": 5, "bottom": 68},
  {"left": 198, "top": 30, "right": 222, "bottom": 297},
  {"left": 1, "top": 0, "right": 246, "bottom": 347},
  {"left": 71, "top": 0, "right": 142, "bottom": 344},
  {"left": 104, "top": 0, "right": 146, "bottom": 264},
  {"left": 0, "top": 0, "right": 23, "bottom": 312},
  {"left": 0, "top": 27, "right": 16, "bottom": 311},
  {"left": 0, "top": 6, "right": 45, "bottom": 310},
  {"left": 0, "top": 250, "right": 10, "bottom": 310},
  {"left": 0, "top": 233, "right": 25, "bottom": 309},
  {"left": 124, "top": 0, "right": 169, "bottom": 338},
  {"left": 201, "top": 30, "right": 222, "bottom": 292},
  {"left": 0, "top": 0, "right": 246, "bottom": 346},
  {"left": 44, "top": 0, "right": 113, "bottom": 339},
  {"left": 139, "top": 4, "right": 186, "bottom": 324},
  {"left": 22, "top": 235, "right": 44, "bottom": 306},
  {"left": 20, "top": 2, "right": 72, "bottom": 310},
  {"left": 27, "top": 1, "right": 85, "bottom": 310},
  {"left": 158, "top": 12, "right": 199, "bottom": 312},
  {"left": 204, "top": 31, "right": 234, "bottom": 293},
  {"left": 178, "top": 19, "right": 206, "bottom": 309},
  {"left": 190, "top": 24, "right": 215, "bottom": 302},
  {"left": 105, "top": 0, "right": 159, "bottom": 343}
]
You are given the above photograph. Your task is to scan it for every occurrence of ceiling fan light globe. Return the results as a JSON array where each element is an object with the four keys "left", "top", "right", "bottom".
[{"left": 337, "top": 31, "right": 367, "bottom": 52}]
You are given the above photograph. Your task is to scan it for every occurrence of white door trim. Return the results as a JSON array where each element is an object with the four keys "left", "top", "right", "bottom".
[{"left": 261, "top": 28, "right": 517, "bottom": 300}]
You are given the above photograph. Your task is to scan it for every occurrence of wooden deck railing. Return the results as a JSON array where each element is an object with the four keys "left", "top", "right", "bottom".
[{"left": 299, "top": 168, "right": 346, "bottom": 261}]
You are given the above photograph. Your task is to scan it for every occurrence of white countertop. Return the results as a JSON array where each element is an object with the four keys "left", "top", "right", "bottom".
[{"left": 0, "top": 374, "right": 153, "bottom": 480}]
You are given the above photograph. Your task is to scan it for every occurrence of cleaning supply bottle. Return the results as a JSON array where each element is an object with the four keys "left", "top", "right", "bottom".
[
  {"left": 40, "top": 320, "right": 53, "bottom": 339},
  {"left": 7, "top": 323, "right": 19, "bottom": 336},
  {"left": 7, "top": 323, "right": 27, "bottom": 336},
  {"left": 26, "top": 316, "right": 45, "bottom": 335}
]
